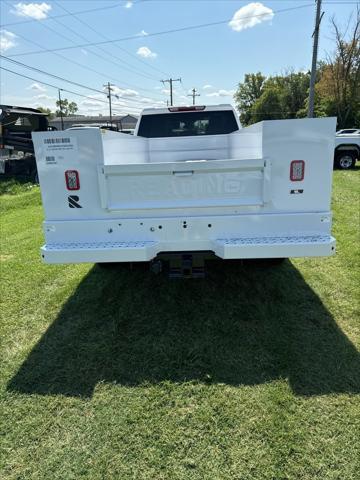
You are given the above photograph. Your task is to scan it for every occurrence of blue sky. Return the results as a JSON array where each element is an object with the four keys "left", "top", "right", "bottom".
[{"left": 0, "top": 0, "right": 357, "bottom": 116}]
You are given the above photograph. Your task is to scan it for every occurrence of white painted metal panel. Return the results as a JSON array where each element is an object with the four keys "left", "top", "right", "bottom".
[{"left": 98, "top": 159, "right": 269, "bottom": 211}]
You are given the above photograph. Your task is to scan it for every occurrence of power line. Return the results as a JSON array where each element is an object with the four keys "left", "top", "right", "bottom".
[
  {"left": 187, "top": 88, "right": 201, "bottom": 106},
  {"left": 0, "top": 66, "right": 106, "bottom": 104},
  {"left": 0, "top": 65, "right": 166, "bottom": 114},
  {"left": 0, "top": 55, "right": 150, "bottom": 105},
  {"left": 0, "top": 67, "right": 145, "bottom": 113},
  {"left": 0, "top": 0, "right": 355, "bottom": 28},
  {"left": 7, "top": 4, "right": 315, "bottom": 57},
  {"left": 104, "top": 82, "right": 116, "bottom": 124},
  {"left": 53, "top": 1, "right": 170, "bottom": 79},
  {"left": 47, "top": 2, "right": 162, "bottom": 82},
  {"left": 0, "top": 3, "right": 122, "bottom": 28},
  {"left": 57, "top": 89, "right": 64, "bottom": 130},
  {"left": 308, "top": 0, "right": 323, "bottom": 117},
  {"left": 2, "top": 27, "right": 165, "bottom": 101},
  {"left": 2, "top": 0, "right": 164, "bottom": 90},
  {"left": 1, "top": 67, "right": 144, "bottom": 113},
  {"left": 161, "top": 78, "right": 182, "bottom": 106}
]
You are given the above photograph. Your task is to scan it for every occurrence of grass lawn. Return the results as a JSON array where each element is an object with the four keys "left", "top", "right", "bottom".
[{"left": 0, "top": 169, "right": 359, "bottom": 479}]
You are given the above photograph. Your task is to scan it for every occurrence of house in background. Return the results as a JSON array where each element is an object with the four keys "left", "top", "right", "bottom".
[{"left": 49, "top": 114, "right": 138, "bottom": 131}]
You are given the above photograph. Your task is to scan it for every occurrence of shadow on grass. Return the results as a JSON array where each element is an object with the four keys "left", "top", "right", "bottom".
[{"left": 8, "top": 260, "right": 360, "bottom": 398}]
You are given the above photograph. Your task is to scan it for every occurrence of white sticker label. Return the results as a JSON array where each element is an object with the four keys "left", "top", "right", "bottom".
[
  {"left": 43, "top": 136, "right": 77, "bottom": 153},
  {"left": 45, "top": 156, "right": 56, "bottom": 164}
]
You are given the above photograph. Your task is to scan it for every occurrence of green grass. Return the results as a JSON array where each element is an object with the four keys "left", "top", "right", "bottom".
[{"left": 1, "top": 170, "right": 359, "bottom": 479}]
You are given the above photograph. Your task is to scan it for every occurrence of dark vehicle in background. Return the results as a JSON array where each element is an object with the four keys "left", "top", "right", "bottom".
[{"left": 0, "top": 105, "right": 54, "bottom": 181}]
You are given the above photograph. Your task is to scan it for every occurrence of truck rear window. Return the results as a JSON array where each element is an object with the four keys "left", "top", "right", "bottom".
[{"left": 137, "top": 110, "right": 239, "bottom": 138}]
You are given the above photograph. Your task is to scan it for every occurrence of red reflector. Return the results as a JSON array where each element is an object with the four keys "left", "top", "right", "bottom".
[
  {"left": 290, "top": 160, "right": 305, "bottom": 181},
  {"left": 168, "top": 106, "right": 206, "bottom": 112},
  {"left": 65, "top": 170, "right": 80, "bottom": 190}
]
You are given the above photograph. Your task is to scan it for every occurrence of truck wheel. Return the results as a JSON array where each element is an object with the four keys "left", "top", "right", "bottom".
[{"left": 335, "top": 152, "right": 356, "bottom": 170}]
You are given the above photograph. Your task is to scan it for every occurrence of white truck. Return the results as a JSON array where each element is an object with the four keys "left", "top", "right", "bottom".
[
  {"left": 32, "top": 104, "right": 336, "bottom": 276},
  {"left": 334, "top": 130, "right": 360, "bottom": 169}
]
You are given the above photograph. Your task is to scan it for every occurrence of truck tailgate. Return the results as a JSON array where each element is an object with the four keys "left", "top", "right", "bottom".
[{"left": 98, "top": 158, "right": 271, "bottom": 211}]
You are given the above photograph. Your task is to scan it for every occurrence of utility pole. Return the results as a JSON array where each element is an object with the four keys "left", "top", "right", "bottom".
[
  {"left": 104, "top": 82, "right": 115, "bottom": 125},
  {"left": 187, "top": 88, "right": 200, "bottom": 106},
  {"left": 58, "top": 89, "right": 64, "bottom": 130},
  {"left": 308, "top": 0, "right": 324, "bottom": 118},
  {"left": 161, "top": 78, "right": 181, "bottom": 106}
]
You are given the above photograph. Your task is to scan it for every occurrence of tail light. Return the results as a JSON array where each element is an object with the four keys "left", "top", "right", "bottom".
[
  {"left": 168, "top": 106, "right": 206, "bottom": 112},
  {"left": 290, "top": 160, "right": 305, "bottom": 181},
  {"left": 65, "top": 170, "right": 80, "bottom": 190}
]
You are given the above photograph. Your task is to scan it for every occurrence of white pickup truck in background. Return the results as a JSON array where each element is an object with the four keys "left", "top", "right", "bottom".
[
  {"left": 334, "top": 130, "right": 360, "bottom": 169},
  {"left": 32, "top": 104, "right": 336, "bottom": 276}
]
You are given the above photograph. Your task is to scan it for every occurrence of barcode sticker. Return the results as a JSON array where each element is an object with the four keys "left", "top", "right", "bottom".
[
  {"left": 44, "top": 137, "right": 71, "bottom": 144},
  {"left": 43, "top": 136, "right": 77, "bottom": 154}
]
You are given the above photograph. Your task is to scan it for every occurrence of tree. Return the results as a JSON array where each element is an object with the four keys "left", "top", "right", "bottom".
[
  {"left": 55, "top": 98, "right": 78, "bottom": 117},
  {"left": 316, "top": 11, "right": 360, "bottom": 128},
  {"left": 233, "top": 72, "right": 266, "bottom": 125},
  {"left": 251, "top": 86, "right": 284, "bottom": 121},
  {"left": 233, "top": 10, "right": 359, "bottom": 128},
  {"left": 268, "top": 71, "right": 310, "bottom": 119},
  {"left": 37, "top": 107, "right": 55, "bottom": 120},
  {"left": 234, "top": 71, "right": 310, "bottom": 125}
]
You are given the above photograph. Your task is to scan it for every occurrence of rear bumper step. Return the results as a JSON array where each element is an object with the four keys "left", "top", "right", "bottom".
[
  {"left": 41, "top": 241, "right": 158, "bottom": 263},
  {"left": 41, "top": 235, "right": 335, "bottom": 264},
  {"left": 212, "top": 235, "right": 335, "bottom": 259}
]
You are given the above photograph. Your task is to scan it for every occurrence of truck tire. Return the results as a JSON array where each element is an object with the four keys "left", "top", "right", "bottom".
[{"left": 335, "top": 151, "right": 356, "bottom": 170}]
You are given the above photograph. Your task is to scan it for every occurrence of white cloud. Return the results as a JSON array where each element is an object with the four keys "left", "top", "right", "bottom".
[
  {"left": 140, "top": 97, "right": 155, "bottom": 104},
  {"left": 12, "top": 3, "right": 52, "bottom": 20},
  {"left": 0, "top": 30, "right": 17, "bottom": 53},
  {"left": 124, "top": 1, "right": 133, "bottom": 8},
  {"left": 81, "top": 99, "right": 103, "bottom": 107},
  {"left": 26, "top": 82, "right": 46, "bottom": 92},
  {"left": 229, "top": 2, "right": 274, "bottom": 32},
  {"left": 111, "top": 86, "right": 139, "bottom": 98},
  {"left": 206, "top": 89, "right": 235, "bottom": 97},
  {"left": 137, "top": 46, "right": 157, "bottom": 59},
  {"left": 203, "top": 84, "right": 213, "bottom": 90},
  {"left": 33, "top": 94, "right": 55, "bottom": 100}
]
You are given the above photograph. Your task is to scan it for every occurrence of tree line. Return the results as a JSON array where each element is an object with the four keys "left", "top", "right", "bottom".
[
  {"left": 38, "top": 98, "right": 78, "bottom": 119},
  {"left": 234, "top": 13, "right": 359, "bottom": 128}
]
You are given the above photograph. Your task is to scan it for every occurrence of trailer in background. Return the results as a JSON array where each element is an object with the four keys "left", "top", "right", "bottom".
[{"left": 0, "top": 105, "right": 53, "bottom": 181}]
